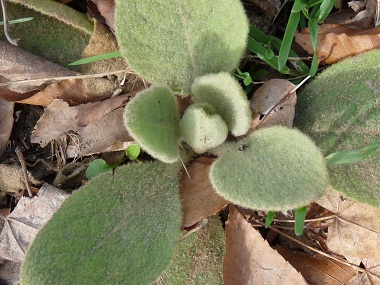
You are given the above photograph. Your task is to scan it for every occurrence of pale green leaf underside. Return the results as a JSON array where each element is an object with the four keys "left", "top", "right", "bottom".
[
  {"left": 295, "top": 50, "right": 380, "bottom": 206},
  {"left": 123, "top": 85, "right": 180, "bottom": 163},
  {"left": 191, "top": 72, "right": 252, "bottom": 136},
  {"left": 210, "top": 126, "right": 328, "bottom": 211},
  {"left": 115, "top": 0, "right": 248, "bottom": 91},
  {"left": 20, "top": 162, "right": 182, "bottom": 285},
  {"left": 180, "top": 103, "right": 228, "bottom": 153}
]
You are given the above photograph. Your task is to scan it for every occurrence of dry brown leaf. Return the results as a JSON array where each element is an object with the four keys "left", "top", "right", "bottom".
[
  {"left": 347, "top": 0, "right": 377, "bottom": 28},
  {"left": 89, "top": 0, "right": 116, "bottom": 31},
  {"left": 275, "top": 245, "right": 356, "bottom": 285},
  {"left": 31, "top": 100, "right": 81, "bottom": 147},
  {"left": 0, "top": 41, "right": 77, "bottom": 97},
  {"left": 249, "top": 79, "right": 296, "bottom": 131},
  {"left": 67, "top": 107, "right": 133, "bottom": 158},
  {"left": 223, "top": 205, "right": 308, "bottom": 285},
  {"left": 180, "top": 157, "right": 228, "bottom": 228},
  {"left": 75, "top": 90, "right": 135, "bottom": 127},
  {"left": 0, "top": 41, "right": 114, "bottom": 106},
  {"left": 31, "top": 92, "right": 133, "bottom": 153},
  {"left": 0, "top": 184, "right": 69, "bottom": 262},
  {"left": 0, "top": 98, "right": 14, "bottom": 158},
  {"left": 316, "top": 187, "right": 380, "bottom": 264},
  {"left": 0, "top": 164, "right": 26, "bottom": 193},
  {"left": 295, "top": 24, "right": 380, "bottom": 64},
  {"left": 347, "top": 258, "right": 380, "bottom": 284}
]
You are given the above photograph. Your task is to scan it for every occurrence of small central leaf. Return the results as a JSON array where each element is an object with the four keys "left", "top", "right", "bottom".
[{"left": 123, "top": 85, "right": 180, "bottom": 163}]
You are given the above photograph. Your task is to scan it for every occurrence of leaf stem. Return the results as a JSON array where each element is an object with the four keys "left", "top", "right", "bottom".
[{"left": 0, "top": 0, "right": 19, "bottom": 45}]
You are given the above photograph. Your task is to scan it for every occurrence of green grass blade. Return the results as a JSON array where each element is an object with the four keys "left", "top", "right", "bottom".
[
  {"left": 317, "top": 0, "right": 336, "bottom": 22},
  {"left": 249, "top": 26, "right": 310, "bottom": 75},
  {"left": 278, "top": 11, "right": 300, "bottom": 71},
  {"left": 292, "top": 0, "right": 309, "bottom": 13},
  {"left": 69, "top": 51, "right": 122, "bottom": 66},
  {"left": 308, "top": 19, "right": 319, "bottom": 52},
  {"left": 265, "top": 211, "right": 276, "bottom": 228},
  {"left": 295, "top": 206, "right": 307, "bottom": 236},
  {"left": 0, "top": 17, "right": 33, "bottom": 25},
  {"left": 325, "top": 141, "right": 380, "bottom": 166},
  {"left": 248, "top": 37, "right": 289, "bottom": 74}
]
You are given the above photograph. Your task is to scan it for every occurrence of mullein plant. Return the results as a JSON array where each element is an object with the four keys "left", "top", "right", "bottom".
[{"left": 20, "top": 1, "right": 331, "bottom": 284}]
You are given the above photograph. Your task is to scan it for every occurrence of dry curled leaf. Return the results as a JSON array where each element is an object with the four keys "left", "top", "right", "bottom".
[
  {"left": 88, "top": 0, "right": 116, "bottom": 31},
  {"left": 0, "top": 42, "right": 114, "bottom": 106},
  {"left": 180, "top": 157, "right": 228, "bottom": 228},
  {"left": 223, "top": 205, "right": 308, "bottom": 285},
  {"left": 275, "top": 245, "right": 356, "bottom": 285},
  {"left": 316, "top": 187, "right": 380, "bottom": 265},
  {"left": 0, "top": 98, "right": 14, "bottom": 158},
  {"left": 0, "top": 184, "right": 69, "bottom": 262},
  {"left": 295, "top": 24, "right": 380, "bottom": 64},
  {"left": 249, "top": 79, "right": 296, "bottom": 131}
]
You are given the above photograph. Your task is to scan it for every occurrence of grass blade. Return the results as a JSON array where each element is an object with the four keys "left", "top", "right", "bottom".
[
  {"left": 0, "top": 17, "right": 33, "bottom": 25},
  {"left": 325, "top": 141, "right": 380, "bottom": 166},
  {"left": 69, "top": 51, "right": 122, "bottom": 66},
  {"left": 278, "top": 11, "right": 300, "bottom": 71},
  {"left": 295, "top": 206, "right": 307, "bottom": 236},
  {"left": 265, "top": 211, "right": 276, "bottom": 228}
]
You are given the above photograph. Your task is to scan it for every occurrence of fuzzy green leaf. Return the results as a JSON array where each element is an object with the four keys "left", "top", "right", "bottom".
[
  {"left": 126, "top": 144, "right": 141, "bottom": 160},
  {"left": 155, "top": 217, "right": 225, "bottom": 285},
  {"left": 85, "top": 159, "right": 113, "bottom": 179},
  {"left": 115, "top": 0, "right": 248, "bottom": 91},
  {"left": 294, "top": 50, "right": 380, "bottom": 206},
  {"left": 1, "top": 0, "right": 93, "bottom": 67},
  {"left": 191, "top": 72, "right": 252, "bottom": 136},
  {"left": 180, "top": 103, "right": 228, "bottom": 153},
  {"left": 123, "top": 85, "right": 180, "bottom": 163},
  {"left": 20, "top": 161, "right": 182, "bottom": 285},
  {"left": 209, "top": 126, "right": 328, "bottom": 211}
]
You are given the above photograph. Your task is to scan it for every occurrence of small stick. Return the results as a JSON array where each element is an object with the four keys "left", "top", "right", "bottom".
[
  {"left": 0, "top": 68, "right": 132, "bottom": 87},
  {"left": 179, "top": 218, "right": 210, "bottom": 242},
  {"left": 1, "top": 0, "right": 19, "bottom": 46},
  {"left": 15, "top": 147, "right": 33, "bottom": 197}
]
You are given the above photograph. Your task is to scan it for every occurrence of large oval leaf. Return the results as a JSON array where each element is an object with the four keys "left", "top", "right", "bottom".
[
  {"left": 294, "top": 50, "right": 380, "bottom": 206},
  {"left": 20, "top": 162, "right": 182, "bottom": 285},
  {"left": 115, "top": 0, "right": 248, "bottom": 91},
  {"left": 209, "top": 126, "right": 328, "bottom": 211}
]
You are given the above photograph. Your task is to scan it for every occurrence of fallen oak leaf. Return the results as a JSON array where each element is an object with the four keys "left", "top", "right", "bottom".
[
  {"left": 316, "top": 187, "right": 380, "bottom": 264},
  {"left": 224, "top": 205, "right": 308, "bottom": 285},
  {"left": 274, "top": 245, "right": 356, "bottom": 285},
  {"left": 0, "top": 41, "right": 116, "bottom": 106},
  {"left": 0, "top": 184, "right": 69, "bottom": 262},
  {"left": 0, "top": 98, "right": 14, "bottom": 158},
  {"left": 295, "top": 24, "right": 380, "bottom": 64},
  {"left": 180, "top": 157, "right": 228, "bottom": 228}
]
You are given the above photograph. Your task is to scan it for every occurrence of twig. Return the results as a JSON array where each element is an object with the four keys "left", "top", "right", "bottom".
[
  {"left": 258, "top": 75, "right": 311, "bottom": 127},
  {"left": 179, "top": 218, "right": 210, "bottom": 242},
  {"left": 1, "top": 0, "right": 19, "bottom": 45},
  {"left": 15, "top": 147, "right": 33, "bottom": 197},
  {"left": 0, "top": 68, "right": 133, "bottom": 87}
]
